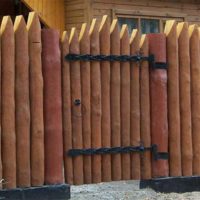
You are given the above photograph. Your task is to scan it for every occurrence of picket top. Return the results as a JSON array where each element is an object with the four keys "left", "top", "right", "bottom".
[
  {"left": 99, "top": 15, "right": 109, "bottom": 33},
  {"left": 14, "top": 16, "right": 27, "bottom": 34},
  {"left": 0, "top": 16, "right": 13, "bottom": 36},
  {"left": 130, "top": 29, "right": 140, "bottom": 54},
  {"left": 27, "top": 12, "right": 41, "bottom": 33},
  {"left": 79, "top": 23, "right": 88, "bottom": 42},
  {"left": 177, "top": 22, "right": 188, "bottom": 38},
  {"left": 110, "top": 19, "right": 120, "bottom": 55},
  {"left": 89, "top": 18, "right": 98, "bottom": 36},
  {"left": 189, "top": 24, "right": 199, "bottom": 38},
  {"left": 120, "top": 24, "right": 129, "bottom": 40},
  {"left": 89, "top": 18, "right": 99, "bottom": 55},
  {"left": 164, "top": 20, "right": 176, "bottom": 36},
  {"left": 69, "top": 28, "right": 79, "bottom": 55},
  {"left": 140, "top": 34, "right": 148, "bottom": 53},
  {"left": 110, "top": 19, "right": 118, "bottom": 35},
  {"left": 62, "top": 31, "right": 68, "bottom": 44}
]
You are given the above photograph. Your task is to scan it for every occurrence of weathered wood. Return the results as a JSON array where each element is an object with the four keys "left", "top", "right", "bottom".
[
  {"left": 140, "top": 35, "right": 151, "bottom": 180},
  {"left": 79, "top": 23, "right": 92, "bottom": 184},
  {"left": 120, "top": 25, "right": 130, "bottom": 180},
  {"left": 177, "top": 22, "right": 193, "bottom": 176},
  {"left": 148, "top": 33, "right": 169, "bottom": 178},
  {"left": 14, "top": 15, "right": 30, "bottom": 188},
  {"left": 61, "top": 31, "right": 73, "bottom": 184},
  {"left": 42, "top": 29, "right": 63, "bottom": 184},
  {"left": 89, "top": 19, "right": 102, "bottom": 183},
  {"left": 27, "top": 12, "right": 44, "bottom": 186},
  {"left": 69, "top": 27, "right": 84, "bottom": 185},
  {"left": 189, "top": 24, "right": 200, "bottom": 175},
  {"left": 1, "top": 16, "right": 16, "bottom": 189},
  {"left": 99, "top": 15, "right": 111, "bottom": 182},
  {"left": 164, "top": 20, "right": 182, "bottom": 177},
  {"left": 110, "top": 19, "right": 121, "bottom": 181},
  {"left": 130, "top": 29, "right": 141, "bottom": 180}
]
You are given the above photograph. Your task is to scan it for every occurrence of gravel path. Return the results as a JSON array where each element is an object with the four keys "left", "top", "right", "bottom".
[{"left": 70, "top": 181, "right": 200, "bottom": 200}]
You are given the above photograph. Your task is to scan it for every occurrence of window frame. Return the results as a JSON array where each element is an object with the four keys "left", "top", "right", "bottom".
[{"left": 113, "top": 9, "right": 186, "bottom": 33}]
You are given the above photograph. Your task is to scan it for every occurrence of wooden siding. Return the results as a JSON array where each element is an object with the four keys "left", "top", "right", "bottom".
[
  {"left": 21, "top": 0, "right": 65, "bottom": 32},
  {"left": 64, "top": 0, "right": 200, "bottom": 31}
]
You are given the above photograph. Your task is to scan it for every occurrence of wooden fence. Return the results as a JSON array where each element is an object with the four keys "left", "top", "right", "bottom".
[{"left": 0, "top": 11, "right": 199, "bottom": 189}]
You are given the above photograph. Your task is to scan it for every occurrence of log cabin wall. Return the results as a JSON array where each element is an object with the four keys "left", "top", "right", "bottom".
[
  {"left": 64, "top": 0, "right": 200, "bottom": 32},
  {"left": 21, "top": 0, "right": 65, "bottom": 32}
]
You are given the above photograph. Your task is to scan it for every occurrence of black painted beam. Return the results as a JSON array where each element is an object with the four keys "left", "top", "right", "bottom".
[
  {"left": 0, "top": 184, "right": 70, "bottom": 200},
  {"left": 140, "top": 176, "right": 200, "bottom": 193}
]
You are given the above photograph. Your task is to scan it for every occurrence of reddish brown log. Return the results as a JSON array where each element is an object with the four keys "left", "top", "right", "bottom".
[
  {"left": 177, "top": 22, "right": 193, "bottom": 176},
  {"left": 62, "top": 31, "right": 73, "bottom": 184},
  {"left": 79, "top": 23, "right": 92, "bottom": 183},
  {"left": 165, "top": 20, "right": 182, "bottom": 176},
  {"left": 99, "top": 15, "right": 111, "bottom": 182},
  {"left": 1, "top": 16, "right": 16, "bottom": 189},
  {"left": 42, "top": 29, "right": 63, "bottom": 184},
  {"left": 27, "top": 12, "right": 44, "bottom": 186},
  {"left": 140, "top": 35, "right": 151, "bottom": 180},
  {"left": 189, "top": 25, "right": 200, "bottom": 175},
  {"left": 110, "top": 19, "right": 121, "bottom": 181},
  {"left": 69, "top": 28, "right": 84, "bottom": 185},
  {"left": 120, "top": 25, "right": 131, "bottom": 180},
  {"left": 89, "top": 19, "right": 102, "bottom": 183},
  {"left": 14, "top": 16, "right": 31, "bottom": 187},
  {"left": 148, "top": 33, "right": 169, "bottom": 178},
  {"left": 130, "top": 29, "right": 141, "bottom": 180}
]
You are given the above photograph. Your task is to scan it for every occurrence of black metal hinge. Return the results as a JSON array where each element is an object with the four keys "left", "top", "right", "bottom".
[
  {"left": 67, "top": 144, "right": 168, "bottom": 161},
  {"left": 65, "top": 54, "right": 168, "bottom": 70}
]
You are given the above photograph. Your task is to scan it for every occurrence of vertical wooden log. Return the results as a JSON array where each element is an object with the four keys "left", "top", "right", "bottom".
[
  {"left": 120, "top": 25, "right": 131, "bottom": 180},
  {"left": 110, "top": 19, "right": 121, "bottom": 181},
  {"left": 177, "top": 22, "right": 193, "bottom": 176},
  {"left": 99, "top": 15, "right": 111, "bottom": 182},
  {"left": 14, "top": 16, "right": 30, "bottom": 187},
  {"left": 42, "top": 29, "right": 63, "bottom": 184},
  {"left": 27, "top": 12, "right": 44, "bottom": 186},
  {"left": 89, "top": 19, "right": 102, "bottom": 183},
  {"left": 79, "top": 23, "right": 92, "bottom": 184},
  {"left": 189, "top": 25, "right": 200, "bottom": 175},
  {"left": 69, "top": 28, "right": 83, "bottom": 185},
  {"left": 130, "top": 29, "right": 141, "bottom": 180},
  {"left": 61, "top": 32, "right": 73, "bottom": 184},
  {"left": 140, "top": 35, "right": 151, "bottom": 180},
  {"left": 148, "top": 33, "right": 169, "bottom": 177},
  {"left": 165, "top": 20, "right": 182, "bottom": 176},
  {"left": 1, "top": 16, "right": 16, "bottom": 189}
]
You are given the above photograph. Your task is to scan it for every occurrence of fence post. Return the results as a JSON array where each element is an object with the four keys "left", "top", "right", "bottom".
[
  {"left": 130, "top": 29, "right": 141, "bottom": 180},
  {"left": 120, "top": 25, "right": 131, "bottom": 180},
  {"left": 79, "top": 23, "right": 92, "bottom": 184},
  {"left": 140, "top": 35, "right": 151, "bottom": 180},
  {"left": 110, "top": 19, "right": 121, "bottom": 181},
  {"left": 178, "top": 22, "right": 193, "bottom": 176},
  {"left": 148, "top": 33, "right": 169, "bottom": 178},
  {"left": 189, "top": 24, "right": 200, "bottom": 175},
  {"left": 69, "top": 28, "right": 84, "bottom": 185},
  {"left": 165, "top": 20, "right": 182, "bottom": 177},
  {"left": 27, "top": 12, "right": 44, "bottom": 186},
  {"left": 42, "top": 29, "right": 63, "bottom": 184},
  {"left": 1, "top": 16, "right": 16, "bottom": 189},
  {"left": 14, "top": 15, "right": 31, "bottom": 187},
  {"left": 61, "top": 31, "right": 74, "bottom": 184},
  {"left": 89, "top": 19, "right": 102, "bottom": 183},
  {"left": 99, "top": 15, "right": 111, "bottom": 182}
]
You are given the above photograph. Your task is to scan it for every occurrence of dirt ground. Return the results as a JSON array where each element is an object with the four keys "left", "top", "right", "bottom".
[{"left": 70, "top": 181, "right": 200, "bottom": 200}]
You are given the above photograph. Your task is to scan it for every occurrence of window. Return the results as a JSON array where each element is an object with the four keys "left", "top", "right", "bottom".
[{"left": 114, "top": 9, "right": 185, "bottom": 34}]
